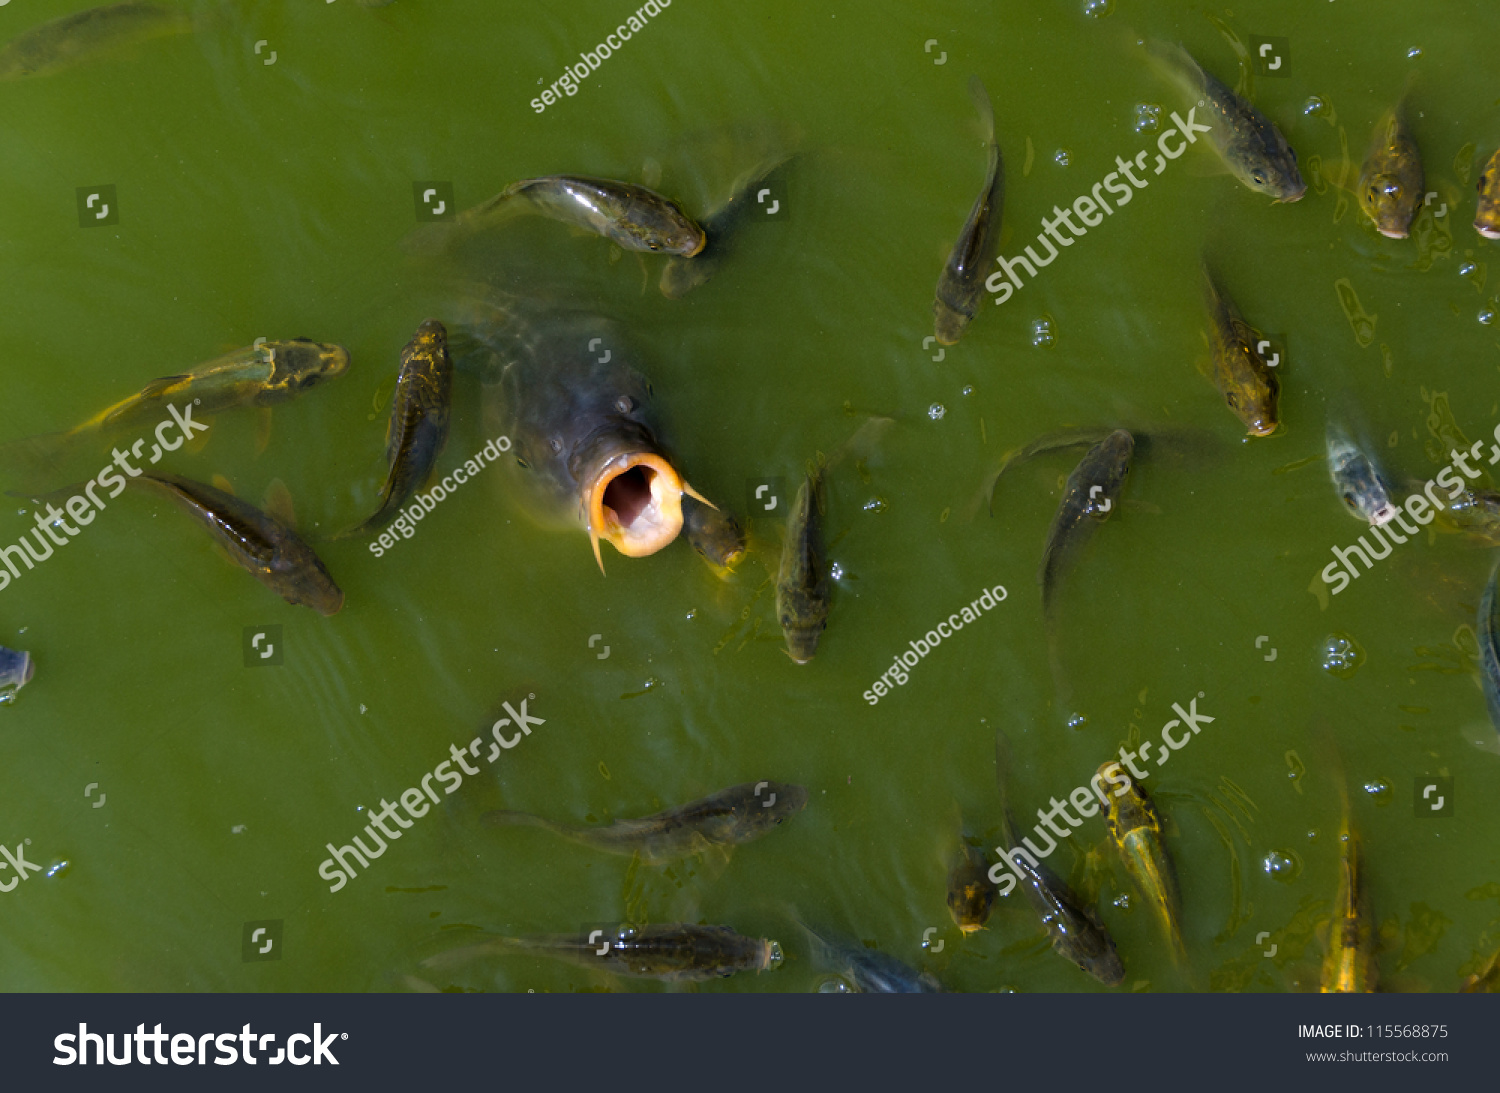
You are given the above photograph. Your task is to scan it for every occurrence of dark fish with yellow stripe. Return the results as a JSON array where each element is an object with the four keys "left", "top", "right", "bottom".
[
  {"left": 946, "top": 840, "right": 997, "bottom": 934},
  {"left": 681, "top": 494, "right": 747, "bottom": 576},
  {"left": 1096, "top": 760, "right": 1185, "bottom": 962},
  {"left": 337, "top": 320, "right": 452, "bottom": 538},
  {"left": 1320, "top": 820, "right": 1376, "bottom": 993},
  {"left": 134, "top": 472, "right": 343, "bottom": 615},
  {"left": 934, "top": 76, "right": 1005, "bottom": 346}
]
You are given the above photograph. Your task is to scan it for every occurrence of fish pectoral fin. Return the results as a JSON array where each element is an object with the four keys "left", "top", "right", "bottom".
[
  {"left": 263, "top": 478, "right": 298, "bottom": 529},
  {"left": 590, "top": 528, "right": 607, "bottom": 576},
  {"left": 254, "top": 407, "right": 274, "bottom": 456},
  {"left": 210, "top": 474, "right": 236, "bottom": 496}
]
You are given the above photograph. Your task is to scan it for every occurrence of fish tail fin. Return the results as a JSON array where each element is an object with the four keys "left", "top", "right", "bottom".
[
  {"left": 419, "top": 936, "right": 518, "bottom": 971},
  {"left": 1144, "top": 39, "right": 1205, "bottom": 98},
  {"left": 967, "top": 74, "right": 995, "bottom": 148},
  {"left": 480, "top": 809, "right": 554, "bottom": 832}
]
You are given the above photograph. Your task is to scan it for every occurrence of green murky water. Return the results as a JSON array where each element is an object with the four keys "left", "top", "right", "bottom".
[{"left": 2, "top": 0, "right": 1499, "bottom": 993}]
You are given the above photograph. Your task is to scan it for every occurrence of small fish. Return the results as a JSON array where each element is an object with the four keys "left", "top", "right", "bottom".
[
  {"left": 0, "top": 1, "right": 192, "bottom": 81},
  {"left": 660, "top": 152, "right": 795, "bottom": 299},
  {"left": 1038, "top": 429, "right": 1133, "bottom": 617},
  {"left": 776, "top": 464, "right": 830, "bottom": 664},
  {"left": 996, "top": 734, "right": 1124, "bottom": 986},
  {"left": 681, "top": 494, "right": 747, "bottom": 575},
  {"left": 1476, "top": 148, "right": 1500, "bottom": 240},
  {"left": 0, "top": 646, "right": 35, "bottom": 700},
  {"left": 482, "top": 781, "right": 808, "bottom": 864},
  {"left": 1421, "top": 481, "right": 1500, "bottom": 542},
  {"left": 463, "top": 176, "right": 705, "bottom": 255},
  {"left": 1320, "top": 824, "right": 1376, "bottom": 993},
  {"left": 422, "top": 923, "right": 782, "bottom": 982},
  {"left": 1149, "top": 43, "right": 1305, "bottom": 202},
  {"left": 984, "top": 427, "right": 1117, "bottom": 515},
  {"left": 133, "top": 473, "right": 343, "bottom": 615},
  {"left": 1202, "top": 268, "right": 1280, "bottom": 436},
  {"left": 64, "top": 340, "right": 348, "bottom": 439},
  {"left": 933, "top": 75, "right": 1005, "bottom": 346},
  {"left": 946, "top": 840, "right": 997, "bottom": 935},
  {"left": 1478, "top": 555, "right": 1500, "bottom": 736},
  {"left": 1358, "top": 103, "right": 1423, "bottom": 239},
  {"left": 799, "top": 921, "right": 944, "bottom": 993},
  {"left": 338, "top": 320, "right": 452, "bottom": 538},
  {"left": 1328, "top": 427, "right": 1397, "bottom": 525},
  {"left": 1096, "top": 760, "right": 1185, "bottom": 961}
]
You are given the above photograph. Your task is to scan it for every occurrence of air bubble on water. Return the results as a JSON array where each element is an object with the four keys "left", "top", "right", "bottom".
[
  {"left": 1407, "top": 47, "right": 1422, "bottom": 59},
  {"left": 1363, "top": 778, "right": 1392, "bottom": 802},
  {"left": 1307, "top": 829, "right": 1320, "bottom": 842},
  {"left": 829, "top": 561, "right": 844, "bottom": 580},
  {"left": 1113, "top": 893, "right": 1131, "bottom": 909},
  {"left": 45, "top": 860, "right": 69, "bottom": 879},
  {"left": 1031, "top": 315, "right": 1057, "bottom": 348},
  {"left": 1461, "top": 262, "right": 1478, "bottom": 277},
  {"left": 0, "top": 684, "right": 19, "bottom": 706},
  {"left": 1262, "top": 849, "right": 1302, "bottom": 882},
  {"left": 14, "top": 509, "right": 24, "bottom": 518},
  {"left": 1083, "top": 0, "right": 1114, "bottom": 17},
  {"left": 684, "top": 609, "right": 696, "bottom": 621},
  {"left": 863, "top": 497, "right": 888, "bottom": 514},
  {"left": 816, "top": 976, "right": 854, "bottom": 993},
  {"left": 1303, "top": 96, "right": 1330, "bottom": 118},
  {"left": 961, "top": 385, "right": 975, "bottom": 397},
  {"left": 928, "top": 403, "right": 946, "bottom": 421},
  {"left": 1133, "top": 103, "right": 1162, "bottom": 132},
  {"left": 1066, "top": 712, "right": 1088, "bottom": 730},
  {"left": 1319, "top": 633, "right": 1366, "bottom": 678},
  {"left": 1479, "top": 308, "right": 1495, "bottom": 326},
  {"left": 1054, "top": 148, "right": 1072, "bottom": 167}
]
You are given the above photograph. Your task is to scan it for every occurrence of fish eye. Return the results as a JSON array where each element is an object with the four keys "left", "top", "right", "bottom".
[
  {"left": 1251, "top": 169, "right": 1268, "bottom": 185},
  {"left": 302, "top": 374, "right": 321, "bottom": 387},
  {"left": 1226, "top": 393, "right": 1240, "bottom": 409}
]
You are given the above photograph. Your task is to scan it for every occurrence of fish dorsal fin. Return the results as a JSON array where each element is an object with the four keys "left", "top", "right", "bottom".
[
  {"left": 137, "top": 374, "right": 192, "bottom": 400},
  {"left": 262, "top": 478, "right": 297, "bottom": 529}
]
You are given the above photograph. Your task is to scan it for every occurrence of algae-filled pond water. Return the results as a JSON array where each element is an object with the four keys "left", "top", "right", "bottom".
[{"left": 2, "top": 0, "right": 1499, "bottom": 996}]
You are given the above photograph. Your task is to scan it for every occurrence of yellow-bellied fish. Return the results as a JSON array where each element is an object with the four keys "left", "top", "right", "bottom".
[
  {"left": 469, "top": 299, "right": 714, "bottom": 573},
  {"left": 1461, "top": 944, "right": 1500, "bottom": 992},
  {"left": 337, "top": 321, "right": 452, "bottom": 538},
  {"left": 1320, "top": 821, "right": 1376, "bottom": 992},
  {"left": 1202, "top": 267, "right": 1279, "bottom": 436},
  {"left": 0, "top": 2, "right": 192, "bottom": 80},
  {"left": 776, "top": 463, "right": 829, "bottom": 664},
  {"left": 1476, "top": 148, "right": 1500, "bottom": 240},
  {"left": 462, "top": 176, "right": 705, "bottom": 256},
  {"left": 1358, "top": 102, "right": 1424, "bottom": 239},
  {"left": 934, "top": 75, "right": 1005, "bottom": 346},
  {"left": 482, "top": 781, "right": 808, "bottom": 864},
  {"left": 1096, "top": 760, "right": 1185, "bottom": 962},
  {"left": 1149, "top": 43, "right": 1305, "bottom": 202},
  {"left": 62, "top": 340, "right": 348, "bottom": 439},
  {"left": 423, "top": 923, "right": 782, "bottom": 982},
  {"left": 1039, "top": 429, "right": 1133, "bottom": 618},
  {"left": 133, "top": 473, "right": 343, "bottom": 615}
]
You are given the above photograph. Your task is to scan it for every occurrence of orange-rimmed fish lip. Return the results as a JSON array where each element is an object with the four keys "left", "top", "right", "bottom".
[
  {"left": 957, "top": 922, "right": 985, "bottom": 936},
  {"left": 585, "top": 452, "right": 706, "bottom": 571},
  {"left": 682, "top": 230, "right": 707, "bottom": 258}
]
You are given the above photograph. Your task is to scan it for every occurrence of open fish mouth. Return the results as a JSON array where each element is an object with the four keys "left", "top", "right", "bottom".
[
  {"left": 585, "top": 452, "right": 710, "bottom": 571},
  {"left": 1478, "top": 223, "right": 1500, "bottom": 240}
]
